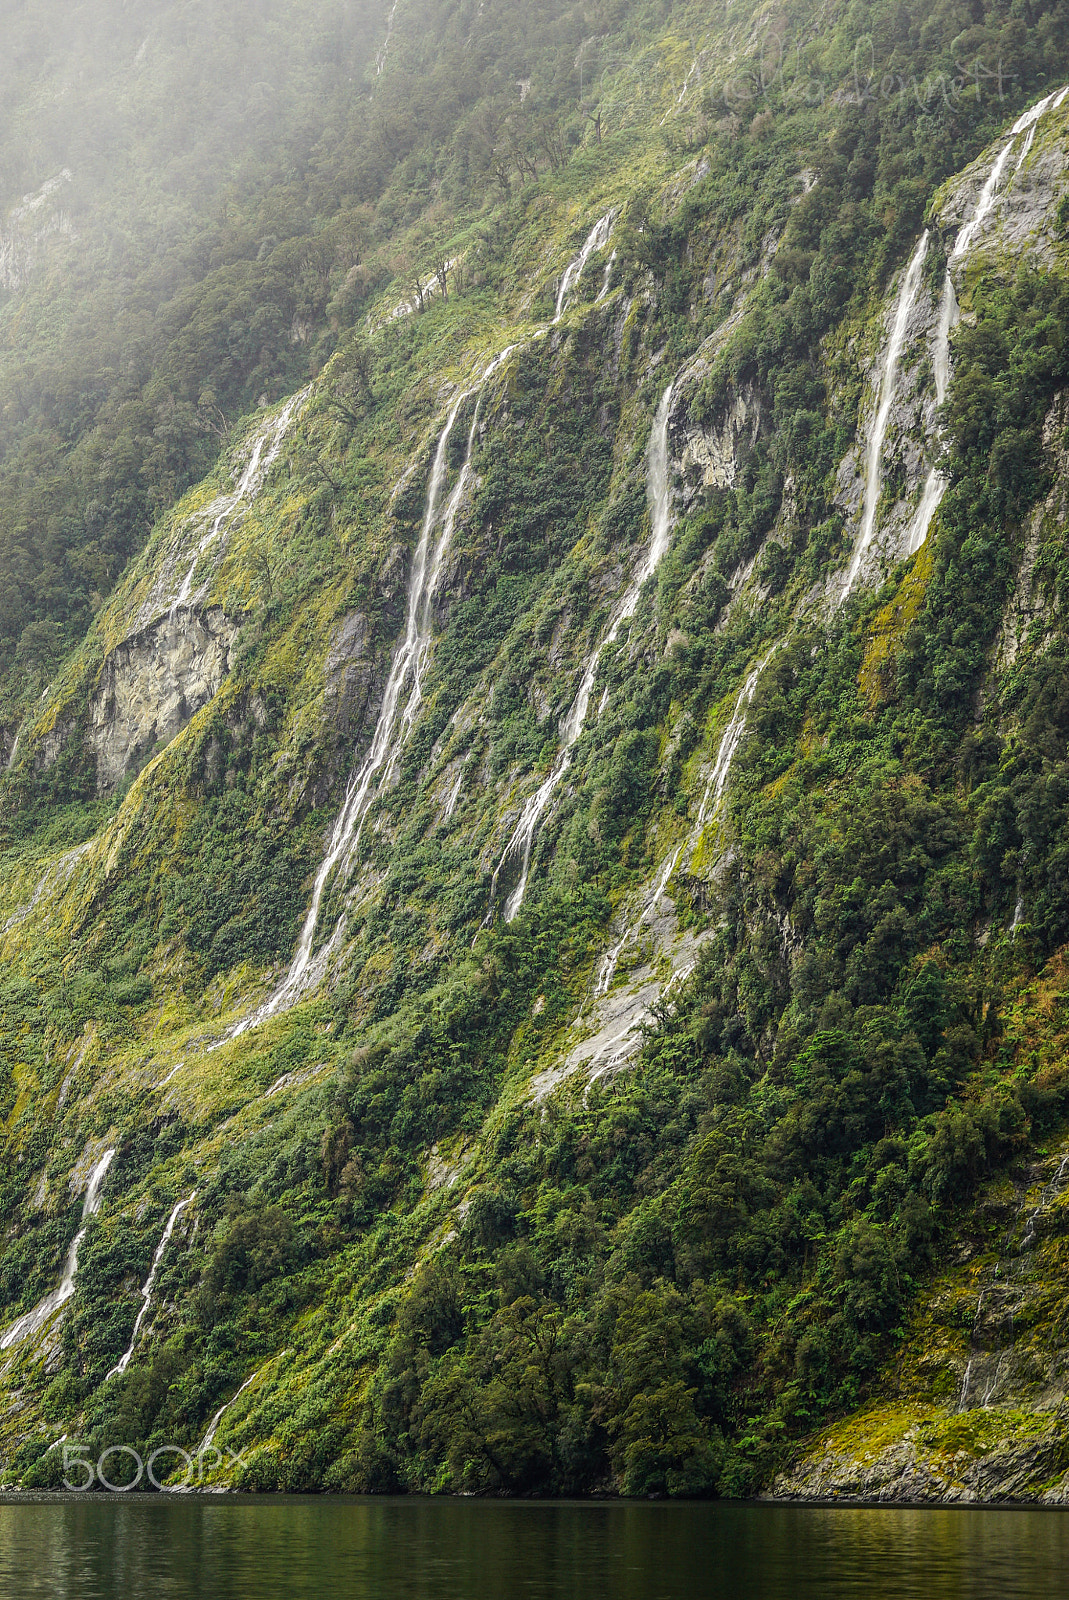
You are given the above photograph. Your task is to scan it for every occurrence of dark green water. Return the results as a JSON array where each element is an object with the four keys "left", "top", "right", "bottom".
[{"left": 1, "top": 1496, "right": 1067, "bottom": 1599}]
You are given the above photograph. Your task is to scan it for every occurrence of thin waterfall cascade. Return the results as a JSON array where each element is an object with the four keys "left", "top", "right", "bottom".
[
  {"left": 487, "top": 383, "right": 676, "bottom": 925},
  {"left": 593, "top": 653, "right": 770, "bottom": 998},
  {"left": 948, "top": 87, "right": 1067, "bottom": 267},
  {"left": 957, "top": 1357, "right": 974, "bottom": 1412},
  {"left": 1018, "top": 1153, "right": 1069, "bottom": 1252},
  {"left": 200, "top": 1371, "right": 259, "bottom": 1456},
  {"left": 594, "top": 841, "right": 683, "bottom": 1000},
  {"left": 1010, "top": 86, "right": 1067, "bottom": 173},
  {"left": 841, "top": 231, "right": 930, "bottom": 600},
  {"left": 106, "top": 1193, "right": 195, "bottom": 1381},
  {"left": 230, "top": 349, "right": 517, "bottom": 1038},
  {"left": 375, "top": 0, "right": 399, "bottom": 77},
  {"left": 907, "top": 466, "right": 949, "bottom": 556},
  {"left": 386, "top": 349, "right": 519, "bottom": 782},
  {"left": 697, "top": 656, "right": 771, "bottom": 827},
  {"left": 1, "top": 1149, "right": 115, "bottom": 1350},
  {"left": 3, "top": 840, "right": 92, "bottom": 935},
  {"left": 198, "top": 1350, "right": 289, "bottom": 1458},
  {"left": 170, "top": 391, "right": 307, "bottom": 615},
  {"left": 894, "top": 87, "right": 1068, "bottom": 564},
  {"left": 931, "top": 273, "right": 958, "bottom": 408},
  {"left": 554, "top": 212, "right": 616, "bottom": 323}
]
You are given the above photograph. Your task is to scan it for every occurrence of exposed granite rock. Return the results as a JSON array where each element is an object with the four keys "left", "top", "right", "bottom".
[
  {"left": 324, "top": 611, "right": 375, "bottom": 741},
  {"left": 89, "top": 607, "right": 236, "bottom": 793},
  {"left": 679, "top": 383, "right": 761, "bottom": 498},
  {"left": 0, "top": 170, "right": 75, "bottom": 292},
  {"left": 771, "top": 1407, "right": 1069, "bottom": 1504}
]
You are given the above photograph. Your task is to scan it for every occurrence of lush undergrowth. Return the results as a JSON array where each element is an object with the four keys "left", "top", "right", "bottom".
[{"left": 3, "top": 0, "right": 1069, "bottom": 1498}]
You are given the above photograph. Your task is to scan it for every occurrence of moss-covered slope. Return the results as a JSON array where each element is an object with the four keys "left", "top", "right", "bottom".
[{"left": 3, "top": 0, "right": 1069, "bottom": 1500}]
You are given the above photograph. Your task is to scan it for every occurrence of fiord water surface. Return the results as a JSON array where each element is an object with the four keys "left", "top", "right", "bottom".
[{"left": 1, "top": 1497, "right": 1068, "bottom": 1599}]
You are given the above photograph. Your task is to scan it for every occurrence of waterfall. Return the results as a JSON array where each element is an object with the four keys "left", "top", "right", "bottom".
[
  {"left": 841, "top": 232, "right": 930, "bottom": 600},
  {"left": 375, "top": 0, "right": 399, "bottom": 77},
  {"left": 198, "top": 1350, "right": 289, "bottom": 1457},
  {"left": 554, "top": 212, "right": 615, "bottom": 322},
  {"left": 230, "top": 349, "right": 516, "bottom": 1037},
  {"left": 172, "top": 390, "right": 307, "bottom": 614},
  {"left": 696, "top": 656, "right": 770, "bottom": 826},
  {"left": 594, "top": 842, "right": 681, "bottom": 999},
  {"left": 1, "top": 1149, "right": 115, "bottom": 1349},
  {"left": 106, "top": 1193, "right": 195, "bottom": 1380},
  {"left": 1008, "top": 86, "right": 1066, "bottom": 174},
  {"left": 594, "top": 652, "right": 770, "bottom": 997},
  {"left": 1019, "top": 1153, "right": 1069, "bottom": 1252},
  {"left": 909, "top": 88, "right": 1068, "bottom": 555},
  {"left": 487, "top": 383, "right": 675, "bottom": 924},
  {"left": 931, "top": 274, "right": 957, "bottom": 410},
  {"left": 200, "top": 1370, "right": 259, "bottom": 1455},
  {"left": 957, "top": 1357, "right": 973, "bottom": 1412},
  {"left": 949, "top": 142, "right": 1017, "bottom": 266},
  {"left": 949, "top": 88, "right": 1066, "bottom": 263},
  {"left": 3, "top": 840, "right": 92, "bottom": 935}
]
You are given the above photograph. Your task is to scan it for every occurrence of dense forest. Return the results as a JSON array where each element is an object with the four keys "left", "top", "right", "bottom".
[{"left": 2, "top": 0, "right": 1069, "bottom": 1502}]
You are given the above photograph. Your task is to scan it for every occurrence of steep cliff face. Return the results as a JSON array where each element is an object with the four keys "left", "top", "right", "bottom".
[
  {"left": 3, "top": 2, "right": 1069, "bottom": 1503},
  {"left": 0, "top": 171, "right": 75, "bottom": 293},
  {"left": 88, "top": 608, "right": 236, "bottom": 794},
  {"left": 773, "top": 1119, "right": 1069, "bottom": 1503}
]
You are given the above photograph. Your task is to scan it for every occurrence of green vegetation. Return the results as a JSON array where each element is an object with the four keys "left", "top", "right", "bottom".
[{"left": 3, "top": 0, "right": 1069, "bottom": 1502}]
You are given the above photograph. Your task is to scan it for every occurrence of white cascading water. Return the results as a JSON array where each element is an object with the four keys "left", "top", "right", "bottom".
[
  {"left": 230, "top": 350, "right": 518, "bottom": 1036},
  {"left": 105, "top": 1193, "right": 195, "bottom": 1380},
  {"left": 841, "top": 231, "right": 930, "bottom": 600},
  {"left": 910, "top": 87, "right": 1069, "bottom": 555},
  {"left": 487, "top": 383, "right": 675, "bottom": 925},
  {"left": 594, "top": 652, "right": 770, "bottom": 997},
  {"left": 554, "top": 212, "right": 615, "bottom": 322},
  {"left": 200, "top": 1370, "right": 259, "bottom": 1455},
  {"left": 696, "top": 654, "right": 772, "bottom": 826},
  {"left": 375, "top": 0, "right": 399, "bottom": 78},
  {"left": 1019, "top": 1153, "right": 1069, "bottom": 1251},
  {"left": 3, "top": 840, "right": 92, "bottom": 935},
  {"left": 221, "top": 218, "right": 622, "bottom": 1033},
  {"left": 171, "top": 391, "right": 307, "bottom": 613},
  {"left": 1, "top": 1149, "right": 115, "bottom": 1349}
]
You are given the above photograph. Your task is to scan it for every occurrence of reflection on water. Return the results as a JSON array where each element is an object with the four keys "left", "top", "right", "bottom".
[{"left": 1, "top": 1496, "right": 1068, "bottom": 1599}]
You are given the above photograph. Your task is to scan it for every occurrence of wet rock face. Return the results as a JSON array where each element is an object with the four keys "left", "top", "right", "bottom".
[
  {"left": 771, "top": 1146, "right": 1069, "bottom": 1505},
  {"left": 325, "top": 611, "right": 375, "bottom": 740},
  {"left": 678, "top": 382, "right": 761, "bottom": 500},
  {"left": 0, "top": 170, "right": 75, "bottom": 293},
  {"left": 997, "top": 391, "right": 1069, "bottom": 669},
  {"left": 90, "top": 607, "right": 236, "bottom": 793}
]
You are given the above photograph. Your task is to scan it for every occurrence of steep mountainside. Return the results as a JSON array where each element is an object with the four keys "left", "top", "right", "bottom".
[{"left": 4, "top": 0, "right": 1069, "bottom": 1500}]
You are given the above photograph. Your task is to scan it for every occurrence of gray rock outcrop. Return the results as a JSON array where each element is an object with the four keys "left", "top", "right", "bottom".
[{"left": 90, "top": 607, "right": 236, "bottom": 793}]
